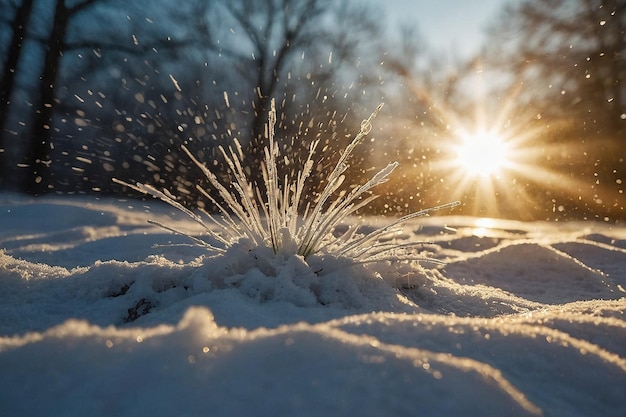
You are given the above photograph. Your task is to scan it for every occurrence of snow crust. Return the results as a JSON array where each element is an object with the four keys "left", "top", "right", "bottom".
[{"left": 1, "top": 193, "right": 625, "bottom": 416}]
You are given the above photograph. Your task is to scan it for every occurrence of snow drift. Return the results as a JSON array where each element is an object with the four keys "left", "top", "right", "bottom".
[{"left": 1, "top": 193, "right": 625, "bottom": 417}]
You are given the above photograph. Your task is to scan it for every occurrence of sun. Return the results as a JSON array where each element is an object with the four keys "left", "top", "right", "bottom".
[
  {"left": 394, "top": 68, "right": 599, "bottom": 220},
  {"left": 453, "top": 130, "right": 511, "bottom": 178},
  {"left": 438, "top": 125, "right": 524, "bottom": 218}
]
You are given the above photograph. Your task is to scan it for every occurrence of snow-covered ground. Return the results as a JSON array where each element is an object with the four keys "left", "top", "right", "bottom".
[{"left": 1, "top": 192, "right": 625, "bottom": 417}]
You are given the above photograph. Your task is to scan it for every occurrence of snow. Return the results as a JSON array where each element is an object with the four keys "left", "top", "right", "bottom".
[{"left": 1, "top": 192, "right": 625, "bottom": 417}]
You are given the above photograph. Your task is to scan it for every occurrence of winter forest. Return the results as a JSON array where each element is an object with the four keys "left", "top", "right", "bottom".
[{"left": 0, "top": 0, "right": 624, "bottom": 222}]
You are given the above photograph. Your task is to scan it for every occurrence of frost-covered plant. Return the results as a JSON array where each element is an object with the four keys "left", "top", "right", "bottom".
[{"left": 114, "top": 100, "right": 459, "bottom": 264}]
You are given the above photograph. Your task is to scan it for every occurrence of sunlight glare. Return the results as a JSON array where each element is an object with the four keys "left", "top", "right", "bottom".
[
  {"left": 454, "top": 131, "right": 510, "bottom": 177},
  {"left": 471, "top": 217, "right": 496, "bottom": 237},
  {"left": 402, "top": 71, "right": 589, "bottom": 220}
]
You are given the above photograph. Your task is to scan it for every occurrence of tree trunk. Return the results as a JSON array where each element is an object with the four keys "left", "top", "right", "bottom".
[
  {"left": 0, "top": 0, "right": 35, "bottom": 187},
  {"left": 26, "top": 0, "right": 69, "bottom": 194}
]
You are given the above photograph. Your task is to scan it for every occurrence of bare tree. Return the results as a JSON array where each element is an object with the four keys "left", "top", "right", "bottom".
[
  {"left": 0, "top": 0, "right": 35, "bottom": 185},
  {"left": 26, "top": 0, "right": 113, "bottom": 194},
  {"left": 480, "top": 0, "right": 626, "bottom": 220},
  {"left": 484, "top": 0, "right": 625, "bottom": 135},
  {"left": 211, "top": 0, "right": 333, "bottom": 154}
]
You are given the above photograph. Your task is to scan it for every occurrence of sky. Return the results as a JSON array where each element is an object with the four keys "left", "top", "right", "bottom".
[{"left": 370, "top": 0, "right": 514, "bottom": 58}]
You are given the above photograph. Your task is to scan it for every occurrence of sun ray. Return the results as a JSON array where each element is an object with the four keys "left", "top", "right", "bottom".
[{"left": 399, "top": 70, "right": 599, "bottom": 220}]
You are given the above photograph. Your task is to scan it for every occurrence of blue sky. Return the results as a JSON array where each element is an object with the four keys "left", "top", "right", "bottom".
[{"left": 370, "top": 0, "right": 513, "bottom": 57}]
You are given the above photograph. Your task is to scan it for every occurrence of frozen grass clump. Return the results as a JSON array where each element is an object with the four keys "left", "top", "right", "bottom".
[{"left": 114, "top": 100, "right": 459, "bottom": 307}]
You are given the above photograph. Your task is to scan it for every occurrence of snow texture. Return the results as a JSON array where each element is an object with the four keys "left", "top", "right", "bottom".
[{"left": 1, "top": 193, "right": 625, "bottom": 417}]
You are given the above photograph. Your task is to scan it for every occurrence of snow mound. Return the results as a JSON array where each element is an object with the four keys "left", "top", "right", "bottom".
[
  {"left": 444, "top": 242, "right": 615, "bottom": 304},
  {"left": 1, "top": 194, "right": 625, "bottom": 416}
]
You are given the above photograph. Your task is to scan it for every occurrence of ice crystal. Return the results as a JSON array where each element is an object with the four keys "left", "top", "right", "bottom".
[{"left": 114, "top": 100, "right": 459, "bottom": 264}]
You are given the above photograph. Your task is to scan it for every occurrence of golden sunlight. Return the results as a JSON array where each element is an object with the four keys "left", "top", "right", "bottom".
[
  {"left": 453, "top": 130, "right": 511, "bottom": 178},
  {"left": 397, "top": 70, "right": 601, "bottom": 220}
]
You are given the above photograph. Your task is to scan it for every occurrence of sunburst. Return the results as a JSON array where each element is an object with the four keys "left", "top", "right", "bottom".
[
  {"left": 453, "top": 129, "right": 513, "bottom": 178},
  {"left": 403, "top": 71, "right": 591, "bottom": 220}
]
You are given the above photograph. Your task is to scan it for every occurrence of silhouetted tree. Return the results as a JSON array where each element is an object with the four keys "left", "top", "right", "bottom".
[
  {"left": 209, "top": 0, "right": 331, "bottom": 155},
  {"left": 26, "top": 0, "right": 114, "bottom": 194},
  {"left": 208, "top": 0, "right": 386, "bottom": 159},
  {"left": 485, "top": 0, "right": 625, "bottom": 135},
  {"left": 0, "top": 0, "right": 34, "bottom": 185}
]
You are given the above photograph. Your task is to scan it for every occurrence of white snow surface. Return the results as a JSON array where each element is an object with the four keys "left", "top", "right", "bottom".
[{"left": 1, "top": 192, "right": 625, "bottom": 417}]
